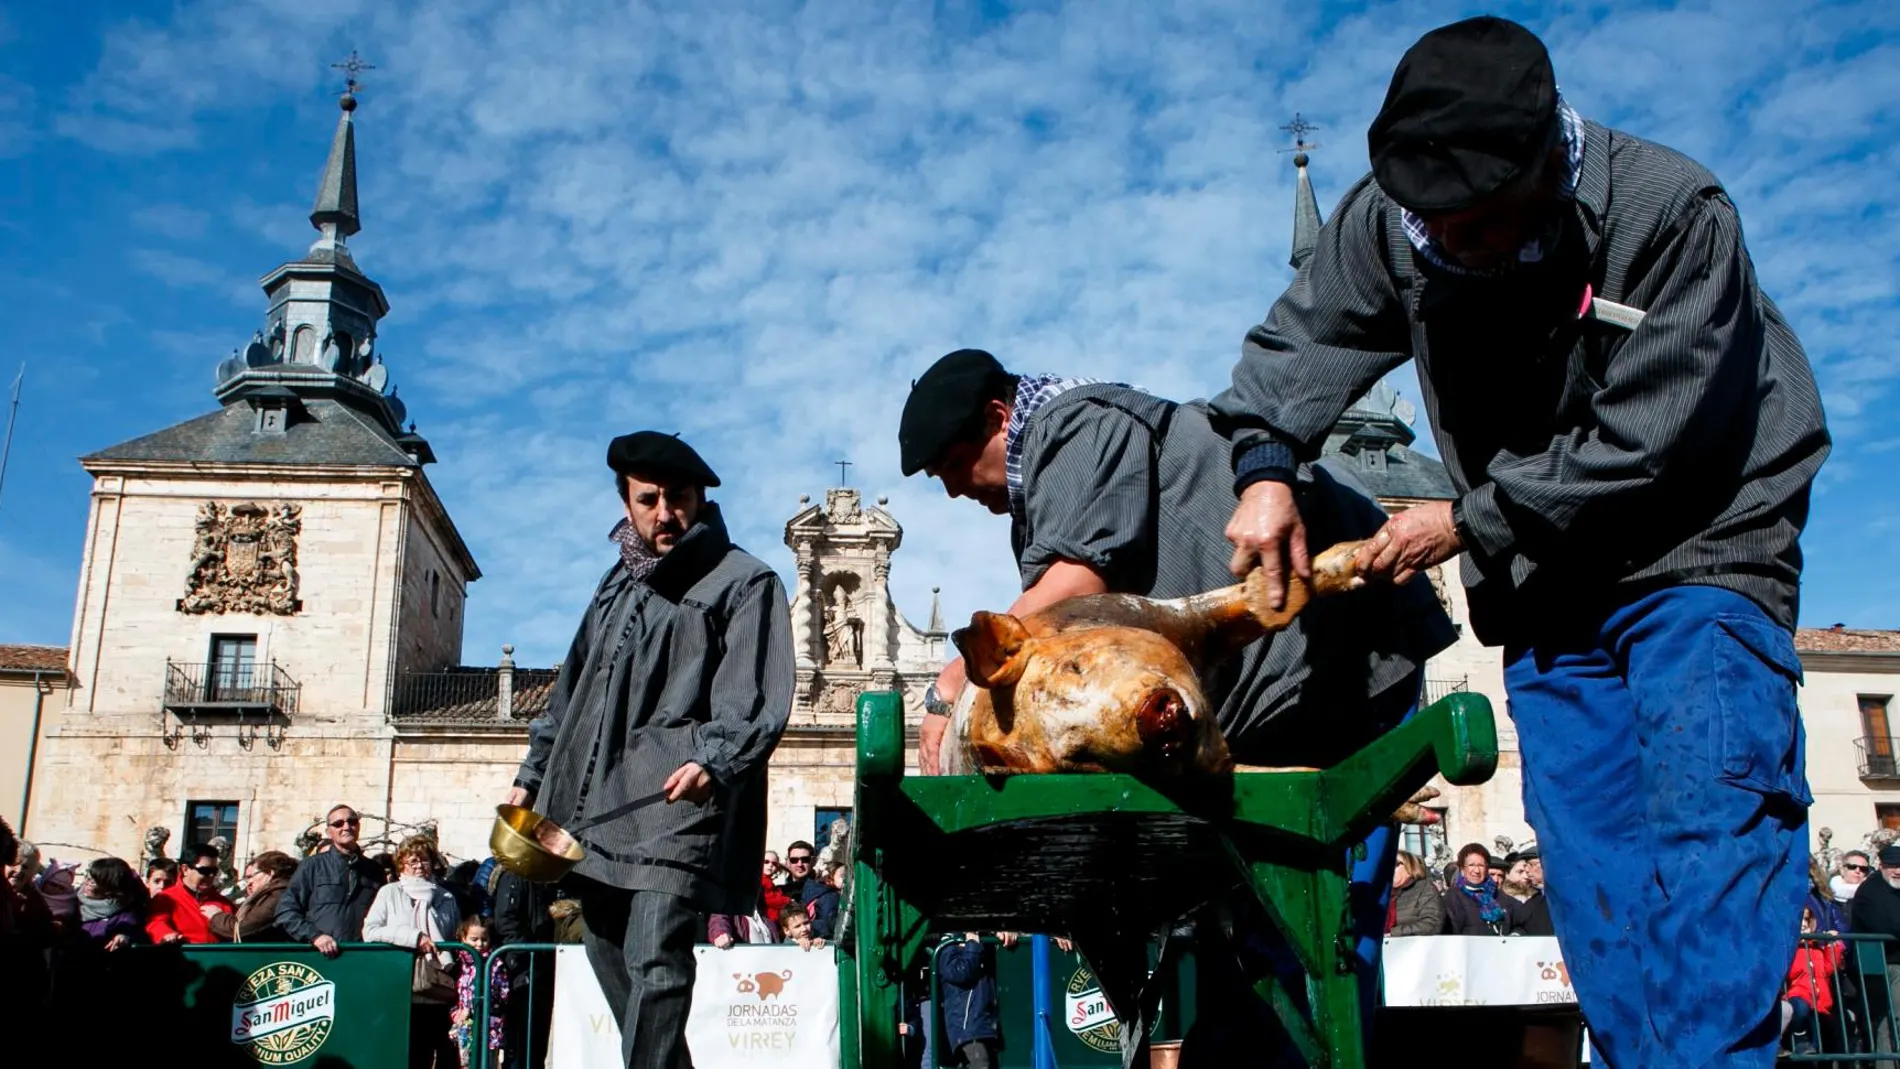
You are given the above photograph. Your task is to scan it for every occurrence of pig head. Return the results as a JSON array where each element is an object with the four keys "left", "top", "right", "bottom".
[{"left": 942, "top": 541, "right": 1369, "bottom": 777}]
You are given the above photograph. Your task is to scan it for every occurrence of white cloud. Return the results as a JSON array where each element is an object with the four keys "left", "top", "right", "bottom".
[{"left": 26, "top": 0, "right": 1900, "bottom": 659}]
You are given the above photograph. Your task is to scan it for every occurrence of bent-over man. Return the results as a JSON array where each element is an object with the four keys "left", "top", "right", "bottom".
[
  {"left": 505, "top": 432, "right": 794, "bottom": 1069},
  {"left": 1214, "top": 17, "right": 1828, "bottom": 1067},
  {"left": 897, "top": 349, "right": 1455, "bottom": 1044}
]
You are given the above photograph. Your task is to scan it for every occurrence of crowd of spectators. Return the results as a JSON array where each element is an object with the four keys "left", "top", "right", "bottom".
[{"left": 1383, "top": 841, "right": 1552, "bottom": 938}]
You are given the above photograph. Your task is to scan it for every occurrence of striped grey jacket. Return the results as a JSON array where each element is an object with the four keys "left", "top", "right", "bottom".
[
  {"left": 1209, "top": 121, "right": 1829, "bottom": 643},
  {"left": 515, "top": 504, "right": 794, "bottom": 913},
  {"left": 1013, "top": 385, "right": 1456, "bottom": 765}
]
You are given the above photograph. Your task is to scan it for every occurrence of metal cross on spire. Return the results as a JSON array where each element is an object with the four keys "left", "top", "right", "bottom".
[
  {"left": 835, "top": 459, "right": 853, "bottom": 485},
  {"left": 331, "top": 50, "right": 376, "bottom": 96},
  {"left": 1279, "top": 113, "right": 1321, "bottom": 156}
]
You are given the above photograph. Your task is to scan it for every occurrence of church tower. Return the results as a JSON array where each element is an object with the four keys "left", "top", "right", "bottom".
[{"left": 27, "top": 68, "right": 480, "bottom": 867}]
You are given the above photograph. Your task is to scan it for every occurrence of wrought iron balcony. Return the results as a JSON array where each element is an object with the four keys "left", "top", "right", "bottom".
[
  {"left": 163, "top": 660, "right": 300, "bottom": 719},
  {"left": 1858, "top": 737, "right": 1900, "bottom": 780},
  {"left": 389, "top": 667, "right": 561, "bottom": 723},
  {"left": 1422, "top": 677, "right": 1470, "bottom": 708}
]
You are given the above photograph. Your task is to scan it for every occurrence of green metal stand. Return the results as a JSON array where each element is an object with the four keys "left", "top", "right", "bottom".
[{"left": 839, "top": 689, "right": 1498, "bottom": 1069}]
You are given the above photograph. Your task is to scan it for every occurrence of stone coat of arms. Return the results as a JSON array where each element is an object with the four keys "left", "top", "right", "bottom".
[{"left": 178, "top": 501, "right": 304, "bottom": 615}]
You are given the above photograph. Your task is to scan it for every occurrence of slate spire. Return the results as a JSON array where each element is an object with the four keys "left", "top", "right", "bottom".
[
  {"left": 309, "top": 93, "right": 360, "bottom": 244},
  {"left": 1284, "top": 114, "right": 1324, "bottom": 271}
]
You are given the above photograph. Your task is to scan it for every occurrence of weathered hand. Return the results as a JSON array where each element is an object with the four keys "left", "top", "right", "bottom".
[
  {"left": 1353, "top": 501, "right": 1460, "bottom": 586},
  {"left": 502, "top": 786, "right": 531, "bottom": 808},
  {"left": 314, "top": 934, "right": 340, "bottom": 958},
  {"left": 920, "top": 659, "right": 966, "bottom": 775},
  {"left": 663, "top": 762, "right": 714, "bottom": 805},
  {"left": 1225, "top": 481, "right": 1311, "bottom": 609}
]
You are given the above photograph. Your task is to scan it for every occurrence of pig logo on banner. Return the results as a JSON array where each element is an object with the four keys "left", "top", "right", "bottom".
[
  {"left": 733, "top": 970, "right": 795, "bottom": 1001},
  {"left": 230, "top": 960, "right": 336, "bottom": 1064}
]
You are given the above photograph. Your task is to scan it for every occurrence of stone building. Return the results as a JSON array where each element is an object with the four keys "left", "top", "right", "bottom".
[{"left": 0, "top": 644, "right": 70, "bottom": 834}]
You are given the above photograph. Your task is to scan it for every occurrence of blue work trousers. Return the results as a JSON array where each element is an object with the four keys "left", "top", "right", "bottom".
[{"left": 1505, "top": 585, "right": 1810, "bottom": 1069}]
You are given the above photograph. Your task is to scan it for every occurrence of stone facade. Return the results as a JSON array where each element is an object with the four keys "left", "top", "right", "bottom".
[
  {"left": 0, "top": 645, "right": 71, "bottom": 833},
  {"left": 1792, "top": 629, "right": 1900, "bottom": 851}
]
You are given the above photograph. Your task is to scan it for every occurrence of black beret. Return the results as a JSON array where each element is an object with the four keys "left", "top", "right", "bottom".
[
  {"left": 606, "top": 431, "right": 720, "bottom": 488},
  {"left": 1367, "top": 16, "right": 1559, "bottom": 214},
  {"left": 898, "top": 349, "right": 1012, "bottom": 477}
]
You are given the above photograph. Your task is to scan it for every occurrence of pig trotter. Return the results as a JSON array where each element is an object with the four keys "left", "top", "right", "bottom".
[{"left": 1135, "top": 688, "right": 1192, "bottom": 761}]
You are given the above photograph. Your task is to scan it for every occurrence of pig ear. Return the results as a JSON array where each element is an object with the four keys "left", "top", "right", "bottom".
[{"left": 954, "top": 611, "right": 1031, "bottom": 688}]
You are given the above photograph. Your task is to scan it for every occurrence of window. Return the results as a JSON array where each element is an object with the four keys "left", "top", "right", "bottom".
[
  {"left": 186, "top": 800, "right": 240, "bottom": 855},
  {"left": 1879, "top": 804, "right": 1900, "bottom": 831},
  {"left": 430, "top": 571, "right": 440, "bottom": 617},
  {"left": 814, "top": 808, "right": 852, "bottom": 859},
  {"left": 1863, "top": 696, "right": 1893, "bottom": 746},
  {"left": 1398, "top": 814, "right": 1447, "bottom": 864},
  {"left": 208, "top": 635, "right": 257, "bottom": 701}
]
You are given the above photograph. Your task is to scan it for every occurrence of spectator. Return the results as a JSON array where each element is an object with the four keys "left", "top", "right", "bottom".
[
  {"left": 938, "top": 934, "right": 1002, "bottom": 1069},
  {"left": 759, "top": 854, "right": 793, "bottom": 923},
  {"left": 76, "top": 857, "right": 148, "bottom": 951},
  {"left": 278, "top": 804, "right": 384, "bottom": 958},
  {"left": 763, "top": 852, "right": 785, "bottom": 886},
  {"left": 1784, "top": 907, "right": 1844, "bottom": 1055},
  {"left": 493, "top": 869, "right": 557, "bottom": 1069},
  {"left": 779, "top": 909, "right": 825, "bottom": 951},
  {"left": 1834, "top": 850, "right": 1872, "bottom": 904},
  {"left": 364, "top": 835, "right": 462, "bottom": 1069},
  {"left": 1442, "top": 843, "right": 1528, "bottom": 936},
  {"left": 451, "top": 916, "right": 508, "bottom": 1069},
  {"left": 803, "top": 862, "right": 844, "bottom": 940},
  {"left": 1386, "top": 850, "right": 1445, "bottom": 937},
  {"left": 208, "top": 852, "right": 296, "bottom": 944},
  {"left": 144, "top": 858, "right": 178, "bottom": 899},
  {"left": 1849, "top": 845, "right": 1900, "bottom": 1050},
  {"left": 371, "top": 851, "right": 399, "bottom": 885},
  {"left": 0, "top": 816, "right": 14, "bottom": 939},
  {"left": 709, "top": 908, "right": 779, "bottom": 947},
  {"left": 1501, "top": 878, "right": 1554, "bottom": 936},
  {"left": 144, "top": 843, "right": 234, "bottom": 945},
  {"left": 782, "top": 840, "right": 817, "bottom": 900},
  {"left": 1807, "top": 855, "right": 1849, "bottom": 936},
  {"left": 1517, "top": 844, "right": 1545, "bottom": 891}
]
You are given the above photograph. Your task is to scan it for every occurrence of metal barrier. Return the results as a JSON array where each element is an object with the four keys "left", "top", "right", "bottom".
[
  {"left": 1783, "top": 931, "right": 1900, "bottom": 1064},
  {"left": 482, "top": 941, "right": 563, "bottom": 1069}
]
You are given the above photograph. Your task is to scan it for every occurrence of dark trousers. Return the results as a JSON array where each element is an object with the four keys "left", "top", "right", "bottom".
[
  {"left": 409, "top": 1001, "right": 459, "bottom": 1069},
  {"left": 576, "top": 879, "right": 699, "bottom": 1069},
  {"left": 1508, "top": 586, "right": 1808, "bottom": 1069},
  {"left": 503, "top": 949, "right": 557, "bottom": 1068}
]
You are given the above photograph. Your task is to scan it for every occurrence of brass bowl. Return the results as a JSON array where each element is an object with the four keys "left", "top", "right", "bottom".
[{"left": 490, "top": 804, "right": 585, "bottom": 882}]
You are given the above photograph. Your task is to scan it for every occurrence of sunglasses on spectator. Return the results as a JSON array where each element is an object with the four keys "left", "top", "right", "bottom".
[
  {"left": 329, "top": 817, "right": 360, "bottom": 828},
  {"left": 192, "top": 865, "right": 220, "bottom": 877},
  {"left": 1847, "top": 864, "right": 1873, "bottom": 873},
  {"left": 787, "top": 856, "right": 812, "bottom": 865}
]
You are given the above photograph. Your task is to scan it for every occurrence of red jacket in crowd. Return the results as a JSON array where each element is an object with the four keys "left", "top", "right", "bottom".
[
  {"left": 1786, "top": 941, "right": 1845, "bottom": 1016},
  {"left": 760, "top": 874, "right": 792, "bottom": 923},
  {"left": 145, "top": 882, "right": 235, "bottom": 945}
]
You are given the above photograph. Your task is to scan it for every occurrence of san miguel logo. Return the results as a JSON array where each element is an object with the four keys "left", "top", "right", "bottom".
[
  {"left": 230, "top": 961, "right": 336, "bottom": 1064},
  {"left": 1064, "top": 965, "right": 1160, "bottom": 1054}
]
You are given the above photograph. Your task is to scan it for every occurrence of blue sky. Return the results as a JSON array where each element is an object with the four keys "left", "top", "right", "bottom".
[{"left": 0, "top": 0, "right": 1896, "bottom": 667}]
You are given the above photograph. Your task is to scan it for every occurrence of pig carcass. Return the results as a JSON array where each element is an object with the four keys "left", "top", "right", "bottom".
[{"left": 941, "top": 540, "right": 1369, "bottom": 777}]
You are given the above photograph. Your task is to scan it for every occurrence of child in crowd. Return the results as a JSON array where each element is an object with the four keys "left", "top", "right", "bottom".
[
  {"left": 451, "top": 916, "right": 509, "bottom": 1068},
  {"left": 779, "top": 908, "right": 826, "bottom": 950},
  {"left": 1783, "top": 907, "right": 1843, "bottom": 1055}
]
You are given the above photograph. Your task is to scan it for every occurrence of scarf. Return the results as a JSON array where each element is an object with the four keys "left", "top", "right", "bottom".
[
  {"left": 1455, "top": 874, "right": 1507, "bottom": 928},
  {"left": 609, "top": 518, "right": 665, "bottom": 582},
  {"left": 79, "top": 894, "right": 124, "bottom": 924},
  {"left": 1004, "top": 374, "right": 1120, "bottom": 520},
  {"left": 400, "top": 877, "right": 450, "bottom": 964},
  {"left": 1401, "top": 95, "right": 1586, "bottom": 277}
]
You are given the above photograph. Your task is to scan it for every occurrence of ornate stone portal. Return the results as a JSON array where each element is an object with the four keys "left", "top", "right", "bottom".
[{"left": 178, "top": 501, "right": 305, "bottom": 615}]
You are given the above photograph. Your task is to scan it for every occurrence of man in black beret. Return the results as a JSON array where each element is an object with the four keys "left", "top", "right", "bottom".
[
  {"left": 899, "top": 348, "right": 1457, "bottom": 1046},
  {"left": 503, "top": 431, "right": 793, "bottom": 1069},
  {"left": 1212, "top": 15, "right": 1828, "bottom": 1066}
]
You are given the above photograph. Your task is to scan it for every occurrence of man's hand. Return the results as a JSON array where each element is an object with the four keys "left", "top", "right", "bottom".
[
  {"left": 1054, "top": 936, "right": 1074, "bottom": 953},
  {"left": 663, "top": 762, "right": 714, "bottom": 805},
  {"left": 200, "top": 904, "right": 224, "bottom": 919},
  {"left": 313, "top": 934, "right": 340, "bottom": 958},
  {"left": 105, "top": 934, "right": 130, "bottom": 952},
  {"left": 996, "top": 931, "right": 1019, "bottom": 949},
  {"left": 1353, "top": 501, "right": 1461, "bottom": 586},
  {"left": 502, "top": 786, "right": 532, "bottom": 808},
  {"left": 920, "top": 659, "right": 967, "bottom": 775},
  {"left": 1226, "top": 481, "right": 1310, "bottom": 610},
  {"left": 713, "top": 933, "right": 734, "bottom": 949},
  {"left": 160, "top": 931, "right": 184, "bottom": 945}
]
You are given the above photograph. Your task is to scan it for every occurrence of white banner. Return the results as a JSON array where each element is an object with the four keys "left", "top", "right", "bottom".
[
  {"left": 551, "top": 944, "right": 841, "bottom": 1068},
  {"left": 1381, "top": 935, "right": 1577, "bottom": 1007}
]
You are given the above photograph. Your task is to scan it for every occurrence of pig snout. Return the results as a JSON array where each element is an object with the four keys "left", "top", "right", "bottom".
[{"left": 1135, "top": 688, "right": 1192, "bottom": 760}]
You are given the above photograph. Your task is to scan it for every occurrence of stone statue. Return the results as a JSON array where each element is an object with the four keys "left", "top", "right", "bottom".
[
  {"left": 1493, "top": 835, "right": 1515, "bottom": 860},
  {"left": 1816, "top": 827, "right": 1840, "bottom": 876},
  {"left": 207, "top": 835, "right": 239, "bottom": 899},
  {"left": 816, "top": 818, "right": 852, "bottom": 873},
  {"left": 824, "top": 587, "right": 864, "bottom": 668},
  {"left": 141, "top": 827, "right": 172, "bottom": 870}
]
